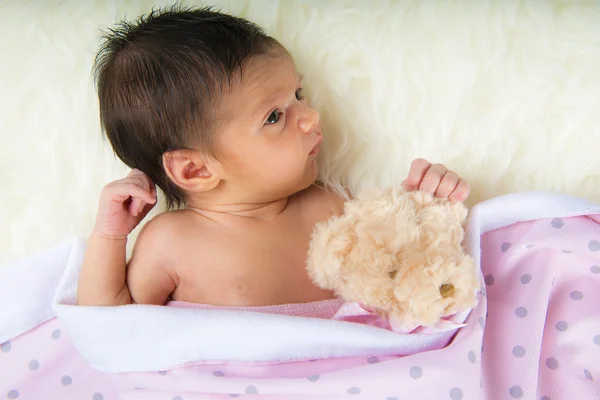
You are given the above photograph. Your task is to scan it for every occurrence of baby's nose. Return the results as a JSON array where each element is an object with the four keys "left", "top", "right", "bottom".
[{"left": 298, "top": 106, "right": 320, "bottom": 133}]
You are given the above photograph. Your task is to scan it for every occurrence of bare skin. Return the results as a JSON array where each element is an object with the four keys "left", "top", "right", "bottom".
[{"left": 77, "top": 49, "right": 469, "bottom": 308}]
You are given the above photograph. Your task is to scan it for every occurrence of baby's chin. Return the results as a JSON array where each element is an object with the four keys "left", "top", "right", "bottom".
[
  {"left": 269, "top": 162, "right": 320, "bottom": 198},
  {"left": 280, "top": 175, "right": 319, "bottom": 198},
  {"left": 298, "top": 171, "right": 320, "bottom": 193}
]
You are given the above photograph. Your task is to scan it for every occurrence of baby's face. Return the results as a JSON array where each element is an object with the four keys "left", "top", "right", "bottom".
[{"left": 215, "top": 50, "right": 322, "bottom": 202}]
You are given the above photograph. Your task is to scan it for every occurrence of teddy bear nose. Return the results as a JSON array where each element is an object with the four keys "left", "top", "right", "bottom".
[
  {"left": 439, "top": 283, "right": 455, "bottom": 298},
  {"left": 388, "top": 270, "right": 398, "bottom": 279}
]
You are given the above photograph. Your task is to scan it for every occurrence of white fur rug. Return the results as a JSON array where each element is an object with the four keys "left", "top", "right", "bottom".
[{"left": 2, "top": 0, "right": 600, "bottom": 265}]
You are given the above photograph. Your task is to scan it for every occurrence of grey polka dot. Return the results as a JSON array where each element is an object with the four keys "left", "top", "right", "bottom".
[
  {"left": 229, "top": 395, "right": 240, "bottom": 398},
  {"left": 589, "top": 240, "right": 600, "bottom": 251},
  {"left": 1, "top": 341, "right": 11, "bottom": 352},
  {"left": 450, "top": 387, "right": 463, "bottom": 400},
  {"left": 520, "top": 274, "right": 531, "bottom": 284},
  {"left": 551, "top": 218, "right": 564, "bottom": 228},
  {"left": 7, "top": 390, "right": 19, "bottom": 399},
  {"left": 478, "top": 317, "right": 485, "bottom": 329},
  {"left": 245, "top": 385, "right": 258, "bottom": 394},
  {"left": 594, "top": 335, "right": 600, "bottom": 346},
  {"left": 172, "top": 396, "right": 182, "bottom": 400},
  {"left": 584, "top": 368, "right": 593, "bottom": 380},
  {"left": 515, "top": 307, "right": 528, "bottom": 318},
  {"left": 387, "top": 398, "right": 399, "bottom": 400},
  {"left": 158, "top": 370, "right": 168, "bottom": 375},
  {"left": 28, "top": 359, "right": 39, "bottom": 371},
  {"left": 525, "top": 244, "right": 535, "bottom": 249},
  {"left": 555, "top": 321, "right": 568, "bottom": 332},
  {"left": 93, "top": 394, "right": 104, "bottom": 400},
  {"left": 501, "top": 242, "right": 512, "bottom": 252},
  {"left": 512, "top": 345, "right": 525, "bottom": 358},
  {"left": 570, "top": 291, "right": 583, "bottom": 300},
  {"left": 561, "top": 249, "right": 572, "bottom": 254},
  {"left": 591, "top": 265, "right": 600, "bottom": 274},
  {"left": 52, "top": 329, "right": 61, "bottom": 339},
  {"left": 509, "top": 385, "right": 523, "bottom": 398},
  {"left": 546, "top": 357, "right": 559, "bottom": 370},
  {"left": 61, "top": 375, "right": 72, "bottom": 386},
  {"left": 347, "top": 387, "right": 361, "bottom": 395},
  {"left": 540, "top": 397, "right": 551, "bottom": 400},
  {"left": 468, "top": 350, "right": 476, "bottom": 364},
  {"left": 367, "top": 356, "right": 380, "bottom": 364},
  {"left": 409, "top": 366, "right": 423, "bottom": 379},
  {"left": 484, "top": 274, "right": 494, "bottom": 285},
  {"left": 307, "top": 375, "right": 320, "bottom": 382},
  {"left": 133, "top": 387, "right": 144, "bottom": 390},
  {"left": 212, "top": 370, "right": 225, "bottom": 377}
]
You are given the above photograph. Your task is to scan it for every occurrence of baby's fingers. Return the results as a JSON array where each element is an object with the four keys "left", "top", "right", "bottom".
[
  {"left": 130, "top": 190, "right": 157, "bottom": 217},
  {"left": 448, "top": 179, "right": 470, "bottom": 203},
  {"left": 104, "top": 181, "right": 156, "bottom": 205},
  {"left": 129, "top": 196, "right": 142, "bottom": 217},
  {"left": 148, "top": 181, "right": 157, "bottom": 201},
  {"left": 127, "top": 168, "right": 146, "bottom": 178},
  {"left": 435, "top": 171, "right": 460, "bottom": 198},
  {"left": 403, "top": 158, "right": 431, "bottom": 190},
  {"left": 419, "top": 163, "right": 447, "bottom": 194}
]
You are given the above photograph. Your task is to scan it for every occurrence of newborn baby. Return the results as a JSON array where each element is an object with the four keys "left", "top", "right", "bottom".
[{"left": 77, "top": 6, "right": 469, "bottom": 307}]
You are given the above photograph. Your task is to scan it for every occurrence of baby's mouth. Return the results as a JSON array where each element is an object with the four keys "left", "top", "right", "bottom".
[
  {"left": 309, "top": 143, "right": 320, "bottom": 155},
  {"left": 309, "top": 136, "right": 322, "bottom": 155}
]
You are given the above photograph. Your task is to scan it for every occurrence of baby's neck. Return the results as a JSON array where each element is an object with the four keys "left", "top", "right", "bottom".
[{"left": 185, "top": 197, "right": 290, "bottom": 220}]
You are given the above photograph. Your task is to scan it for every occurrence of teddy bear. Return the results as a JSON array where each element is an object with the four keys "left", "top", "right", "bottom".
[{"left": 306, "top": 187, "right": 480, "bottom": 329}]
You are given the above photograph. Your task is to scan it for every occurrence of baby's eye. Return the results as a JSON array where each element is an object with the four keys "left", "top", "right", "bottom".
[
  {"left": 295, "top": 88, "right": 305, "bottom": 101},
  {"left": 265, "top": 110, "right": 281, "bottom": 125}
]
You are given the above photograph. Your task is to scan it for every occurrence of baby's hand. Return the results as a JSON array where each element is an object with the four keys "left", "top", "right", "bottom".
[
  {"left": 92, "top": 169, "right": 157, "bottom": 239},
  {"left": 401, "top": 158, "right": 469, "bottom": 202}
]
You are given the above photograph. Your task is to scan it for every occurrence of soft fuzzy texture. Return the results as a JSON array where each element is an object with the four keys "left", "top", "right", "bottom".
[
  {"left": 307, "top": 187, "right": 479, "bottom": 328},
  {"left": 2, "top": 0, "right": 600, "bottom": 264}
]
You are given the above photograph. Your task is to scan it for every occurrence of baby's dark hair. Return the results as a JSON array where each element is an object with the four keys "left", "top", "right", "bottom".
[{"left": 94, "top": 5, "right": 278, "bottom": 209}]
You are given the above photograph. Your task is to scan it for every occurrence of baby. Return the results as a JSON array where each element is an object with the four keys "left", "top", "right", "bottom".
[{"left": 77, "top": 6, "right": 469, "bottom": 307}]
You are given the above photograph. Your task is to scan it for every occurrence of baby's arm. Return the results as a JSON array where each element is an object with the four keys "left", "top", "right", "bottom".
[
  {"left": 78, "top": 234, "right": 132, "bottom": 306},
  {"left": 77, "top": 169, "right": 173, "bottom": 306},
  {"left": 125, "top": 217, "right": 178, "bottom": 305}
]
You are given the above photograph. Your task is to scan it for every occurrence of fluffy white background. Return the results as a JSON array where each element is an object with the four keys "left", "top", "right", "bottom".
[{"left": 1, "top": 0, "right": 600, "bottom": 265}]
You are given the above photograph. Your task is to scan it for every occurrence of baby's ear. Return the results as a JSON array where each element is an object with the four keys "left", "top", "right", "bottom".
[{"left": 162, "top": 149, "right": 223, "bottom": 193}]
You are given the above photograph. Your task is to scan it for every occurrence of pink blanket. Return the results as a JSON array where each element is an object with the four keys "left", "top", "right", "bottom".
[{"left": 1, "top": 192, "right": 599, "bottom": 399}]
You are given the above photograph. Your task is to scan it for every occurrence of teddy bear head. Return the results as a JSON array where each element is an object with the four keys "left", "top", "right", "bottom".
[{"left": 307, "top": 188, "right": 480, "bottom": 327}]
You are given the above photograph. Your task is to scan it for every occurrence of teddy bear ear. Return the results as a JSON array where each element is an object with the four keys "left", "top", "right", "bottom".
[{"left": 306, "top": 218, "right": 352, "bottom": 291}]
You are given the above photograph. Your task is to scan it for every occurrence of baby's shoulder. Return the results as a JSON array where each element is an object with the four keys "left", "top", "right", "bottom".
[
  {"left": 133, "top": 209, "right": 202, "bottom": 257},
  {"left": 295, "top": 184, "right": 347, "bottom": 219},
  {"left": 138, "top": 209, "right": 188, "bottom": 238}
]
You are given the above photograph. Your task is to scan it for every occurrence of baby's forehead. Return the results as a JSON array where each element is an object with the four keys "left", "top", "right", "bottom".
[
  {"left": 240, "top": 51, "right": 300, "bottom": 90},
  {"left": 219, "top": 52, "right": 300, "bottom": 115}
]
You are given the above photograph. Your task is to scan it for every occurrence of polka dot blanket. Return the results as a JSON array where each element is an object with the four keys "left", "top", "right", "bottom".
[{"left": 1, "top": 192, "right": 599, "bottom": 399}]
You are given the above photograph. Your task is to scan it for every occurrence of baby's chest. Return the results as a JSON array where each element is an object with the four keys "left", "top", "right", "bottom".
[
  {"left": 219, "top": 243, "right": 328, "bottom": 305},
  {"left": 176, "top": 229, "right": 317, "bottom": 303},
  {"left": 223, "top": 229, "right": 311, "bottom": 278}
]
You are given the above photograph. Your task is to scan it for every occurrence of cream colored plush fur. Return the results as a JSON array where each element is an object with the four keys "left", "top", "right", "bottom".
[
  {"left": 307, "top": 187, "right": 479, "bottom": 327},
  {"left": 2, "top": 0, "right": 600, "bottom": 265}
]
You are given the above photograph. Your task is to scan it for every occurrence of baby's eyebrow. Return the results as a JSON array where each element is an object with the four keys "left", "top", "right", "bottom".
[{"left": 253, "top": 76, "right": 304, "bottom": 116}]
